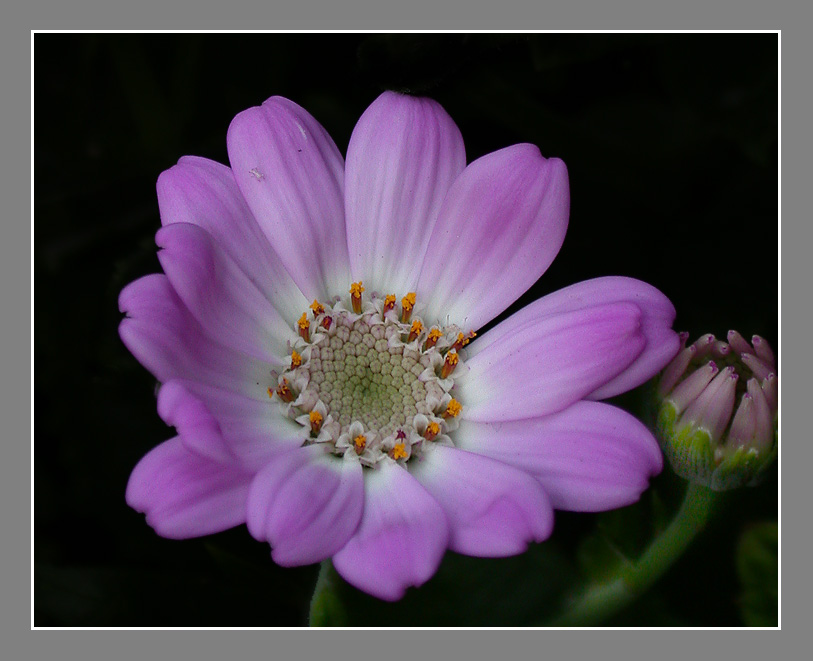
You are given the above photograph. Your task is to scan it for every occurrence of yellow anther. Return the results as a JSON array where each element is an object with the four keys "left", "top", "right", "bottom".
[
  {"left": 401, "top": 292, "right": 416, "bottom": 322},
  {"left": 391, "top": 443, "right": 408, "bottom": 460},
  {"left": 310, "top": 300, "right": 325, "bottom": 316},
  {"left": 350, "top": 281, "right": 365, "bottom": 313},
  {"left": 424, "top": 422, "right": 440, "bottom": 441},
  {"left": 441, "top": 350, "right": 459, "bottom": 379},
  {"left": 266, "top": 386, "right": 274, "bottom": 399},
  {"left": 452, "top": 330, "right": 476, "bottom": 352},
  {"left": 383, "top": 294, "right": 396, "bottom": 314},
  {"left": 290, "top": 350, "right": 302, "bottom": 368},
  {"left": 353, "top": 434, "right": 367, "bottom": 455},
  {"left": 276, "top": 378, "right": 294, "bottom": 403},
  {"left": 444, "top": 399, "right": 462, "bottom": 418},
  {"left": 309, "top": 410, "right": 323, "bottom": 433},
  {"left": 407, "top": 319, "right": 423, "bottom": 343},
  {"left": 297, "top": 313, "right": 310, "bottom": 341},
  {"left": 424, "top": 327, "right": 442, "bottom": 350}
]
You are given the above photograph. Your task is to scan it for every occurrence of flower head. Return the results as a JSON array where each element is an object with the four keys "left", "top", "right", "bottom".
[
  {"left": 120, "top": 91, "right": 679, "bottom": 601},
  {"left": 655, "top": 331, "right": 778, "bottom": 490}
]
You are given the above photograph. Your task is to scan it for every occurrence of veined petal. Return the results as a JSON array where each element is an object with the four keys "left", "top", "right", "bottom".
[
  {"left": 157, "top": 380, "right": 305, "bottom": 470},
  {"left": 455, "top": 401, "right": 663, "bottom": 511},
  {"left": 345, "top": 91, "right": 466, "bottom": 294},
  {"left": 157, "top": 156, "right": 308, "bottom": 326},
  {"left": 247, "top": 445, "right": 364, "bottom": 567},
  {"left": 409, "top": 444, "right": 553, "bottom": 556},
  {"left": 157, "top": 222, "right": 297, "bottom": 362},
  {"left": 458, "top": 302, "right": 645, "bottom": 421},
  {"left": 126, "top": 437, "right": 254, "bottom": 539},
  {"left": 416, "top": 144, "right": 569, "bottom": 329},
  {"left": 227, "top": 96, "right": 349, "bottom": 300},
  {"left": 332, "top": 460, "right": 449, "bottom": 601},
  {"left": 118, "top": 274, "right": 279, "bottom": 397},
  {"left": 466, "top": 276, "right": 679, "bottom": 400}
]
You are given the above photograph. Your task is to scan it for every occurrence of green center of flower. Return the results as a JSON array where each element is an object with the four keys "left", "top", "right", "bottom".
[{"left": 270, "top": 284, "right": 471, "bottom": 466}]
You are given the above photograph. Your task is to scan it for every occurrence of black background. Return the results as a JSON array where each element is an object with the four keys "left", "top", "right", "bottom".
[{"left": 34, "top": 33, "right": 778, "bottom": 626}]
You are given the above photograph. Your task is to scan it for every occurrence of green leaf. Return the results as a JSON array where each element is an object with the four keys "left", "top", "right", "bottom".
[{"left": 736, "top": 522, "right": 778, "bottom": 626}]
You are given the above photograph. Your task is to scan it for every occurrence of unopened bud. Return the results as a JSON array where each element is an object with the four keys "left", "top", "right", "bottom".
[{"left": 654, "top": 331, "right": 777, "bottom": 490}]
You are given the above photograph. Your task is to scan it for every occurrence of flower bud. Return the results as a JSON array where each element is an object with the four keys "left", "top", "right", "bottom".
[{"left": 654, "top": 331, "right": 777, "bottom": 490}]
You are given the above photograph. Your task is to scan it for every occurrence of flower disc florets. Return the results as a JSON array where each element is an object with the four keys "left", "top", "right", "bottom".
[
  {"left": 272, "top": 284, "right": 467, "bottom": 467},
  {"left": 654, "top": 331, "right": 778, "bottom": 490}
]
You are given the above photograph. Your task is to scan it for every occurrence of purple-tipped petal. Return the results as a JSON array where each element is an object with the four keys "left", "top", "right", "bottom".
[
  {"left": 466, "top": 276, "right": 679, "bottom": 400},
  {"left": 741, "top": 353, "right": 773, "bottom": 381},
  {"left": 458, "top": 302, "right": 645, "bottom": 422},
  {"left": 455, "top": 401, "right": 663, "bottom": 511},
  {"left": 227, "top": 96, "right": 349, "bottom": 300},
  {"left": 157, "top": 156, "right": 308, "bottom": 325},
  {"left": 332, "top": 460, "right": 449, "bottom": 601},
  {"left": 409, "top": 444, "right": 553, "bottom": 556},
  {"left": 727, "top": 329, "right": 753, "bottom": 356},
  {"left": 246, "top": 446, "right": 364, "bottom": 567},
  {"left": 118, "top": 274, "right": 278, "bottom": 395},
  {"left": 157, "top": 380, "right": 305, "bottom": 470},
  {"left": 669, "top": 361, "right": 718, "bottom": 413},
  {"left": 126, "top": 437, "right": 253, "bottom": 539},
  {"left": 345, "top": 91, "right": 466, "bottom": 294},
  {"left": 416, "top": 144, "right": 569, "bottom": 330},
  {"left": 156, "top": 222, "right": 297, "bottom": 361},
  {"left": 752, "top": 335, "right": 776, "bottom": 368},
  {"left": 658, "top": 345, "right": 697, "bottom": 396}
]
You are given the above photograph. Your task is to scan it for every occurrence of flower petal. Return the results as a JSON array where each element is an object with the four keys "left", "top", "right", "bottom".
[
  {"left": 467, "top": 276, "right": 679, "bottom": 400},
  {"left": 157, "top": 156, "right": 308, "bottom": 326},
  {"left": 345, "top": 91, "right": 466, "bottom": 294},
  {"left": 157, "top": 380, "right": 305, "bottom": 470},
  {"left": 118, "top": 274, "right": 279, "bottom": 395},
  {"left": 156, "top": 222, "right": 297, "bottom": 362},
  {"left": 332, "top": 460, "right": 449, "bottom": 601},
  {"left": 227, "top": 96, "right": 349, "bottom": 300},
  {"left": 126, "top": 437, "right": 254, "bottom": 539},
  {"left": 416, "top": 144, "right": 569, "bottom": 329},
  {"left": 458, "top": 302, "right": 645, "bottom": 421},
  {"left": 246, "top": 446, "right": 364, "bottom": 567},
  {"left": 409, "top": 444, "right": 553, "bottom": 556},
  {"left": 455, "top": 401, "right": 663, "bottom": 511}
]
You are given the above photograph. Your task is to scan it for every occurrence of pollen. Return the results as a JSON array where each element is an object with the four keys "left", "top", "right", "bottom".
[
  {"left": 276, "top": 378, "right": 294, "bottom": 403},
  {"left": 407, "top": 319, "right": 423, "bottom": 343},
  {"left": 310, "top": 300, "right": 325, "bottom": 316},
  {"left": 350, "top": 281, "right": 365, "bottom": 313},
  {"left": 353, "top": 434, "right": 367, "bottom": 454},
  {"left": 266, "top": 386, "right": 274, "bottom": 399},
  {"left": 309, "top": 409, "right": 323, "bottom": 433},
  {"left": 424, "top": 327, "right": 442, "bottom": 350},
  {"left": 290, "top": 350, "right": 302, "bottom": 368},
  {"left": 444, "top": 399, "right": 462, "bottom": 418},
  {"left": 441, "top": 350, "right": 459, "bottom": 378},
  {"left": 401, "top": 292, "right": 416, "bottom": 322},
  {"left": 424, "top": 422, "right": 440, "bottom": 441},
  {"left": 391, "top": 443, "right": 408, "bottom": 460},
  {"left": 451, "top": 331, "right": 476, "bottom": 352},
  {"left": 298, "top": 313, "right": 310, "bottom": 340},
  {"left": 383, "top": 294, "right": 396, "bottom": 314}
]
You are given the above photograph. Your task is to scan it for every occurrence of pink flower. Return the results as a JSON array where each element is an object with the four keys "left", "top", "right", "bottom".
[{"left": 120, "top": 91, "right": 679, "bottom": 601}]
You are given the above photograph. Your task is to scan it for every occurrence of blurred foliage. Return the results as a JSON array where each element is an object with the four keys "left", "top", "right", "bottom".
[
  {"left": 736, "top": 522, "right": 779, "bottom": 627},
  {"left": 35, "top": 33, "right": 777, "bottom": 626}
]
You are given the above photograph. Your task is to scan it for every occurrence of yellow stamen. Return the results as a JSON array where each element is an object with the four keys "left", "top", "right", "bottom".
[
  {"left": 310, "top": 300, "right": 325, "bottom": 317},
  {"left": 407, "top": 319, "right": 423, "bottom": 343},
  {"left": 391, "top": 443, "right": 408, "bottom": 460},
  {"left": 297, "top": 313, "right": 310, "bottom": 341},
  {"left": 290, "top": 350, "right": 302, "bottom": 368},
  {"left": 444, "top": 399, "right": 462, "bottom": 418},
  {"left": 309, "top": 410, "right": 323, "bottom": 433},
  {"left": 424, "top": 327, "right": 442, "bottom": 350},
  {"left": 383, "top": 294, "right": 396, "bottom": 315},
  {"left": 353, "top": 434, "right": 367, "bottom": 455},
  {"left": 321, "top": 316, "right": 333, "bottom": 330},
  {"left": 451, "top": 330, "right": 477, "bottom": 352},
  {"left": 424, "top": 422, "right": 440, "bottom": 441},
  {"left": 441, "top": 350, "right": 459, "bottom": 379},
  {"left": 401, "top": 292, "right": 416, "bottom": 323},
  {"left": 266, "top": 386, "right": 274, "bottom": 399},
  {"left": 276, "top": 378, "right": 294, "bottom": 403},
  {"left": 350, "top": 281, "right": 365, "bottom": 313}
]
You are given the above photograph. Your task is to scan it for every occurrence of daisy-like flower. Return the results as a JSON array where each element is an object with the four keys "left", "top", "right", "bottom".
[{"left": 121, "top": 91, "right": 679, "bottom": 601}]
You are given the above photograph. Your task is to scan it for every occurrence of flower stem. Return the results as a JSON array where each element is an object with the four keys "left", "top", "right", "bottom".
[
  {"left": 309, "top": 559, "right": 348, "bottom": 626},
  {"left": 547, "top": 481, "right": 720, "bottom": 626}
]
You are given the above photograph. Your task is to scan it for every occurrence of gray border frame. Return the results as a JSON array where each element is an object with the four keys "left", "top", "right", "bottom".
[{"left": 12, "top": 1, "right": 800, "bottom": 659}]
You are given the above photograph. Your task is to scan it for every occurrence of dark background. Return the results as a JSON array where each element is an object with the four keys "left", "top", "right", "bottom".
[{"left": 34, "top": 33, "right": 778, "bottom": 626}]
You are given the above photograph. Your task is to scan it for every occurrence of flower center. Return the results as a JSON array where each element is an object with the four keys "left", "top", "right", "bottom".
[{"left": 269, "top": 284, "right": 471, "bottom": 466}]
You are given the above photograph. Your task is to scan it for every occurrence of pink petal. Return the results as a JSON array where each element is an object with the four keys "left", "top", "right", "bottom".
[
  {"left": 126, "top": 437, "right": 254, "bottom": 539},
  {"left": 416, "top": 144, "right": 569, "bottom": 330},
  {"left": 247, "top": 446, "right": 364, "bottom": 567},
  {"left": 227, "top": 96, "right": 349, "bottom": 300},
  {"left": 345, "top": 91, "right": 466, "bottom": 294},
  {"left": 455, "top": 401, "right": 663, "bottom": 511},
  {"left": 156, "top": 222, "right": 297, "bottom": 361},
  {"left": 157, "top": 156, "right": 309, "bottom": 325},
  {"left": 157, "top": 380, "right": 305, "bottom": 470},
  {"left": 466, "top": 276, "right": 679, "bottom": 400},
  {"left": 118, "top": 274, "right": 278, "bottom": 396},
  {"left": 458, "top": 302, "right": 645, "bottom": 422},
  {"left": 409, "top": 444, "right": 553, "bottom": 556},
  {"left": 332, "top": 460, "right": 449, "bottom": 601}
]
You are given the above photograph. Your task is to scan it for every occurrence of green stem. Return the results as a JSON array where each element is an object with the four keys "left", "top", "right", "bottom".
[
  {"left": 309, "top": 559, "right": 348, "bottom": 626},
  {"left": 548, "top": 481, "right": 720, "bottom": 626}
]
